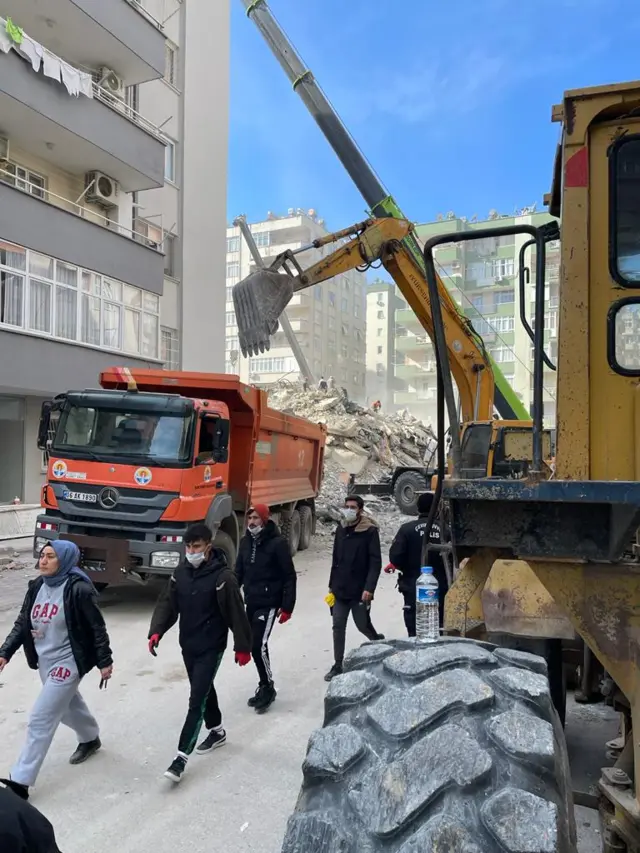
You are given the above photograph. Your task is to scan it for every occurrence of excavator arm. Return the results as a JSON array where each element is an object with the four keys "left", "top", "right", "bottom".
[{"left": 233, "top": 217, "right": 495, "bottom": 423}]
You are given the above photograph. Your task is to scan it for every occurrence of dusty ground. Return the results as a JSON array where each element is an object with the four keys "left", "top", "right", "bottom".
[{"left": 0, "top": 538, "right": 615, "bottom": 852}]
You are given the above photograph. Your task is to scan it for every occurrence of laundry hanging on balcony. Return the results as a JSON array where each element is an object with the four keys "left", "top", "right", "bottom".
[{"left": 18, "top": 34, "right": 43, "bottom": 72}]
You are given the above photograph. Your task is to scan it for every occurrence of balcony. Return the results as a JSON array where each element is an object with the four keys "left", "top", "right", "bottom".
[
  {"left": 394, "top": 360, "right": 436, "bottom": 379},
  {"left": 0, "top": 174, "right": 164, "bottom": 292},
  {"left": 395, "top": 389, "right": 436, "bottom": 405},
  {"left": 3, "top": 0, "right": 165, "bottom": 85},
  {"left": 0, "top": 48, "right": 165, "bottom": 191},
  {"left": 395, "top": 332, "right": 431, "bottom": 352}
]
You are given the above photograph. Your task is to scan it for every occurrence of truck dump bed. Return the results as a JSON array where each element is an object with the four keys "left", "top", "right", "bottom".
[{"left": 100, "top": 369, "right": 327, "bottom": 511}]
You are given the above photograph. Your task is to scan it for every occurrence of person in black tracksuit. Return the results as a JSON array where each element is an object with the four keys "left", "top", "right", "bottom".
[
  {"left": 325, "top": 495, "right": 383, "bottom": 681},
  {"left": 148, "top": 523, "right": 252, "bottom": 784},
  {"left": 386, "top": 491, "right": 449, "bottom": 637},
  {"left": 235, "top": 504, "right": 296, "bottom": 713},
  {"left": 0, "top": 777, "right": 62, "bottom": 852}
]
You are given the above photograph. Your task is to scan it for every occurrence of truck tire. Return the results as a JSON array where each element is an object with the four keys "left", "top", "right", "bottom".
[
  {"left": 214, "top": 530, "right": 236, "bottom": 567},
  {"left": 281, "top": 637, "right": 576, "bottom": 853},
  {"left": 298, "top": 506, "right": 313, "bottom": 551},
  {"left": 281, "top": 510, "right": 301, "bottom": 556},
  {"left": 393, "top": 471, "right": 427, "bottom": 516}
]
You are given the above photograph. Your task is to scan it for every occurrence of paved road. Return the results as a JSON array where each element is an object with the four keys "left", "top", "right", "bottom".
[{"left": 0, "top": 541, "right": 614, "bottom": 852}]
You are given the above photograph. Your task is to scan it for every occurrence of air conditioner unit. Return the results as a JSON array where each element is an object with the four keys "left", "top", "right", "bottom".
[
  {"left": 99, "top": 67, "right": 125, "bottom": 100},
  {"left": 85, "top": 171, "right": 119, "bottom": 207},
  {"left": 0, "top": 136, "right": 9, "bottom": 161}
]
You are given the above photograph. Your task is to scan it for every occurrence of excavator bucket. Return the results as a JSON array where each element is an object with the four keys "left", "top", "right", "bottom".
[{"left": 232, "top": 268, "right": 296, "bottom": 357}]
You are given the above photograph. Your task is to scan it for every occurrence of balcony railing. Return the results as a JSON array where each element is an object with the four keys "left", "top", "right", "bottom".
[
  {"left": 124, "top": 0, "right": 164, "bottom": 29},
  {"left": 92, "top": 84, "right": 166, "bottom": 141},
  {"left": 0, "top": 166, "right": 164, "bottom": 250}
]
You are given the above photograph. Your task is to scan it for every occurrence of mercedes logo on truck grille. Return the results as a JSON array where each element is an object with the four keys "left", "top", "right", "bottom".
[{"left": 99, "top": 487, "right": 120, "bottom": 509}]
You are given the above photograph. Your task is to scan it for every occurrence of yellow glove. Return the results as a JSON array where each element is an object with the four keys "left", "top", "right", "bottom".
[{"left": 325, "top": 592, "right": 336, "bottom": 608}]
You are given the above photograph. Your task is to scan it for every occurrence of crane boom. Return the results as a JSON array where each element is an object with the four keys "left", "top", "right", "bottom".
[{"left": 239, "top": 0, "right": 529, "bottom": 421}]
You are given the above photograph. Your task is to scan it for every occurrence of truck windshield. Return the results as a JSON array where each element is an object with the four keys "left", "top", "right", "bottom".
[{"left": 52, "top": 398, "right": 194, "bottom": 465}]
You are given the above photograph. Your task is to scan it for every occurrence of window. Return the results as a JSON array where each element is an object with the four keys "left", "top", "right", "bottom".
[
  {"left": 377, "top": 310, "right": 385, "bottom": 319},
  {"left": 377, "top": 328, "right": 383, "bottom": 336},
  {"left": 226, "top": 311, "right": 236, "bottom": 326},
  {"left": 161, "top": 327, "right": 180, "bottom": 370},
  {"left": 609, "top": 299, "right": 640, "bottom": 373},
  {"left": 225, "top": 286, "right": 234, "bottom": 303},
  {"left": 226, "top": 262, "right": 240, "bottom": 279},
  {"left": 2, "top": 162, "right": 46, "bottom": 200},
  {"left": 494, "top": 290, "right": 515, "bottom": 305},
  {"left": 252, "top": 231, "right": 271, "bottom": 248},
  {"left": 314, "top": 286, "right": 322, "bottom": 301},
  {"left": 491, "top": 258, "right": 515, "bottom": 278},
  {"left": 341, "top": 298, "right": 348, "bottom": 312},
  {"left": 226, "top": 236, "right": 240, "bottom": 253},
  {"left": 489, "top": 346, "right": 514, "bottom": 364},
  {"left": 377, "top": 345, "right": 383, "bottom": 354},
  {"left": 354, "top": 303, "right": 360, "bottom": 318},
  {"left": 249, "top": 357, "right": 294, "bottom": 373},
  {"left": 328, "top": 291, "right": 336, "bottom": 307},
  {"left": 328, "top": 316, "right": 335, "bottom": 330},
  {"left": 164, "top": 41, "right": 178, "bottom": 86},
  {"left": 164, "top": 234, "right": 176, "bottom": 278},
  {"left": 0, "top": 242, "right": 159, "bottom": 357},
  {"left": 472, "top": 295, "right": 484, "bottom": 309},
  {"left": 341, "top": 343, "right": 348, "bottom": 357},
  {"left": 164, "top": 140, "right": 176, "bottom": 183},
  {"left": 611, "top": 136, "right": 640, "bottom": 285}
]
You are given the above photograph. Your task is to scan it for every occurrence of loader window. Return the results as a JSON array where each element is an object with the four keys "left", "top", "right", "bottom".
[
  {"left": 611, "top": 136, "right": 640, "bottom": 285},
  {"left": 459, "top": 424, "right": 492, "bottom": 479},
  {"left": 608, "top": 298, "right": 640, "bottom": 375}
]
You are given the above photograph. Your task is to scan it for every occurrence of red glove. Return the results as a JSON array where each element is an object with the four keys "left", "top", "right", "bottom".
[
  {"left": 235, "top": 651, "right": 251, "bottom": 667},
  {"left": 279, "top": 611, "right": 292, "bottom": 624},
  {"left": 384, "top": 563, "right": 396, "bottom": 574},
  {"left": 148, "top": 634, "right": 160, "bottom": 656}
]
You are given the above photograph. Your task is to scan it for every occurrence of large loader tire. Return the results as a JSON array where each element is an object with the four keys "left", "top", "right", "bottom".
[
  {"left": 281, "top": 510, "right": 301, "bottom": 556},
  {"left": 281, "top": 637, "right": 576, "bottom": 853},
  {"left": 298, "top": 506, "right": 313, "bottom": 551},
  {"left": 393, "top": 471, "right": 427, "bottom": 516}
]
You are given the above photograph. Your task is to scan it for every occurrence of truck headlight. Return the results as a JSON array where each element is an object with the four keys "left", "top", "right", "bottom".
[{"left": 151, "top": 551, "right": 180, "bottom": 568}]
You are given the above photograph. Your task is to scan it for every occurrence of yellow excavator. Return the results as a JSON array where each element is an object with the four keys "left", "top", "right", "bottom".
[{"left": 235, "top": 4, "right": 640, "bottom": 852}]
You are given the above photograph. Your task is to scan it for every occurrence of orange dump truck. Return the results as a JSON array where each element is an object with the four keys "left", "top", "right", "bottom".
[{"left": 34, "top": 368, "right": 326, "bottom": 587}]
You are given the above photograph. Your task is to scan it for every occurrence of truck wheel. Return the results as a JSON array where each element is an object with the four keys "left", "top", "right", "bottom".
[
  {"left": 298, "top": 506, "right": 313, "bottom": 551},
  {"left": 214, "top": 531, "right": 236, "bottom": 567},
  {"left": 393, "top": 471, "right": 427, "bottom": 516},
  {"left": 281, "top": 510, "right": 301, "bottom": 556},
  {"left": 281, "top": 638, "right": 576, "bottom": 853}
]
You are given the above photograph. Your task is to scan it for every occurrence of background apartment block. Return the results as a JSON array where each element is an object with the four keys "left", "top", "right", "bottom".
[
  {"left": 393, "top": 209, "right": 560, "bottom": 428},
  {"left": 0, "top": 0, "right": 229, "bottom": 503},
  {"left": 365, "top": 280, "right": 405, "bottom": 410},
  {"left": 225, "top": 210, "right": 368, "bottom": 400}
]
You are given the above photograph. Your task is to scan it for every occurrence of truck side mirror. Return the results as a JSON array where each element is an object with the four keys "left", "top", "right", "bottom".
[
  {"left": 212, "top": 419, "right": 230, "bottom": 464},
  {"left": 37, "top": 402, "right": 53, "bottom": 450}
]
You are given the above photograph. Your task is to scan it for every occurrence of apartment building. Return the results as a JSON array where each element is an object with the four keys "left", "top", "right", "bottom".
[
  {"left": 394, "top": 210, "right": 559, "bottom": 428},
  {"left": 0, "top": 0, "right": 229, "bottom": 503},
  {"left": 365, "top": 280, "right": 406, "bottom": 410},
  {"left": 225, "top": 210, "right": 368, "bottom": 400}
]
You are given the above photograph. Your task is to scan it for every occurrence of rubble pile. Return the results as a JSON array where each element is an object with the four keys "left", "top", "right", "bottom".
[{"left": 268, "top": 383, "right": 437, "bottom": 524}]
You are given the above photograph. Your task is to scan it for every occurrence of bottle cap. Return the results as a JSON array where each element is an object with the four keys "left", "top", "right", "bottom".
[{"left": 420, "top": 566, "right": 433, "bottom": 574}]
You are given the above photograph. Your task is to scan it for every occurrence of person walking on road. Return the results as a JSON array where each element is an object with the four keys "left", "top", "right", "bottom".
[
  {"left": 0, "top": 541, "right": 113, "bottom": 798},
  {"left": 325, "top": 495, "right": 383, "bottom": 681},
  {"left": 148, "top": 523, "right": 252, "bottom": 784},
  {"left": 235, "top": 504, "right": 296, "bottom": 713},
  {"left": 385, "top": 491, "right": 449, "bottom": 636}
]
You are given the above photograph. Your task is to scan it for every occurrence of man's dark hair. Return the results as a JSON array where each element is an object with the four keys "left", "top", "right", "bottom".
[
  {"left": 345, "top": 494, "right": 364, "bottom": 510},
  {"left": 417, "top": 492, "right": 434, "bottom": 515},
  {"left": 184, "top": 523, "right": 213, "bottom": 545}
]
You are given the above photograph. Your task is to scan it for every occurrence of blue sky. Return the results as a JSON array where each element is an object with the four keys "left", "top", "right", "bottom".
[{"left": 228, "top": 0, "right": 640, "bottom": 231}]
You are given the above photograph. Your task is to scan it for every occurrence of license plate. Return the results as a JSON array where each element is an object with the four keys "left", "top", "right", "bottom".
[{"left": 62, "top": 490, "right": 97, "bottom": 503}]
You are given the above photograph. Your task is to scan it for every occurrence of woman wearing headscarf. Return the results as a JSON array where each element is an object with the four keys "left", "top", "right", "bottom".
[{"left": 0, "top": 540, "right": 113, "bottom": 798}]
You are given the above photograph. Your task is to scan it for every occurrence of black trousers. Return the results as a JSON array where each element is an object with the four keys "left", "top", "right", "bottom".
[
  {"left": 247, "top": 606, "right": 278, "bottom": 687},
  {"left": 178, "top": 649, "right": 224, "bottom": 756},
  {"left": 332, "top": 598, "right": 379, "bottom": 665},
  {"left": 401, "top": 585, "right": 446, "bottom": 638}
]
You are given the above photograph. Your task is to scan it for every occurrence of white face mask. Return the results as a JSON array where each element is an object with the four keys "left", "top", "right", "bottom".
[
  {"left": 185, "top": 551, "right": 206, "bottom": 567},
  {"left": 248, "top": 523, "right": 262, "bottom": 537},
  {"left": 341, "top": 507, "right": 358, "bottom": 524}
]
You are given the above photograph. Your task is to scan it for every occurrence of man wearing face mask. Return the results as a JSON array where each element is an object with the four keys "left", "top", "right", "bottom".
[
  {"left": 235, "top": 504, "right": 296, "bottom": 713},
  {"left": 325, "top": 495, "right": 384, "bottom": 681},
  {"left": 147, "top": 523, "right": 252, "bottom": 783}
]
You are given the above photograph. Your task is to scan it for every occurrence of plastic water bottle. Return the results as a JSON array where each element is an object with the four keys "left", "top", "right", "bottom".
[{"left": 415, "top": 566, "right": 439, "bottom": 641}]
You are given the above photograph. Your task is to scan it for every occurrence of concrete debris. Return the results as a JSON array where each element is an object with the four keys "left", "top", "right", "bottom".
[{"left": 268, "top": 383, "right": 436, "bottom": 546}]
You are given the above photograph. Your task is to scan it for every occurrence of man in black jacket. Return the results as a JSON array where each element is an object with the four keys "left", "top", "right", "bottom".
[
  {"left": 0, "top": 777, "right": 62, "bottom": 852},
  {"left": 386, "top": 491, "right": 449, "bottom": 636},
  {"left": 325, "top": 495, "right": 383, "bottom": 681},
  {"left": 235, "top": 504, "right": 296, "bottom": 713},
  {"left": 148, "top": 523, "right": 252, "bottom": 784}
]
